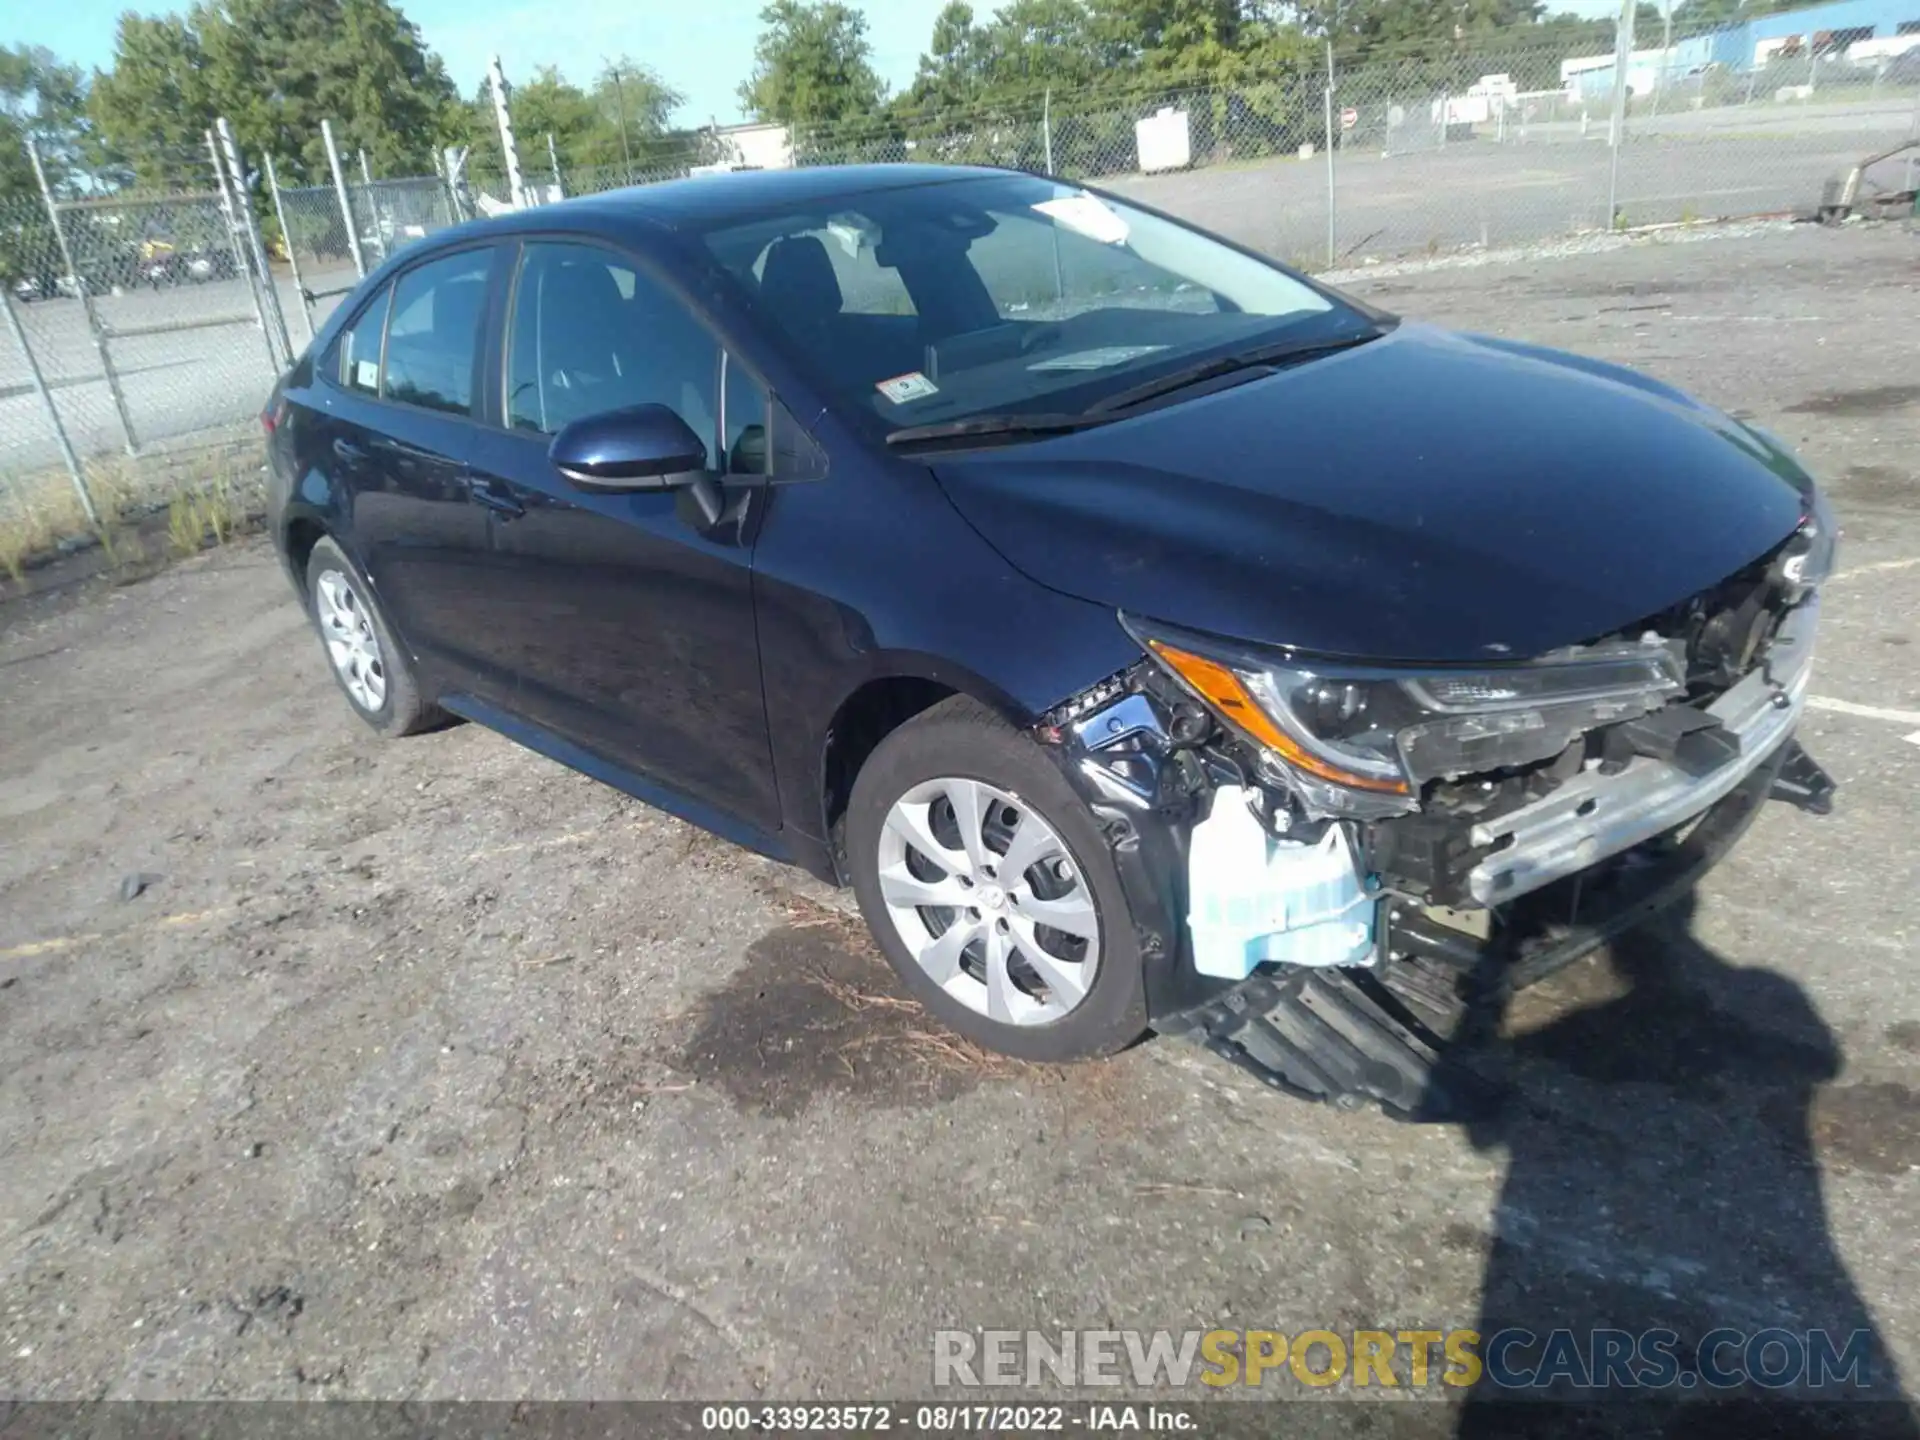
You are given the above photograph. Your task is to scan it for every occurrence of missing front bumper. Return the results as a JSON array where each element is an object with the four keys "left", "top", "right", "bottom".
[
  {"left": 1158, "top": 734, "right": 1829, "bottom": 1116},
  {"left": 1462, "top": 599, "right": 1818, "bottom": 907}
]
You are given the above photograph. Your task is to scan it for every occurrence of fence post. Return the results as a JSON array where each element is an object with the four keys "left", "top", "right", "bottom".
[
  {"left": 442, "top": 145, "right": 471, "bottom": 223},
  {"left": 263, "top": 152, "right": 314, "bottom": 344},
  {"left": 2, "top": 293, "right": 96, "bottom": 526},
  {"left": 208, "top": 127, "right": 282, "bottom": 375},
  {"left": 547, "top": 131, "right": 565, "bottom": 199},
  {"left": 1648, "top": 7, "right": 1669, "bottom": 123},
  {"left": 1908, "top": 91, "right": 1919, "bottom": 197},
  {"left": 1043, "top": 87, "right": 1055, "bottom": 174},
  {"left": 1606, "top": 0, "right": 1636, "bottom": 230},
  {"left": 219, "top": 118, "right": 295, "bottom": 369},
  {"left": 1324, "top": 42, "right": 1337, "bottom": 269},
  {"left": 205, "top": 130, "right": 250, "bottom": 282},
  {"left": 27, "top": 137, "right": 136, "bottom": 456},
  {"left": 489, "top": 56, "right": 528, "bottom": 208},
  {"left": 323, "top": 120, "right": 366, "bottom": 279}
]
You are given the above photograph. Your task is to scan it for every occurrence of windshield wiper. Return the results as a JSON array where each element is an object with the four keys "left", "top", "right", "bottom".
[
  {"left": 884, "top": 328, "right": 1387, "bottom": 448},
  {"left": 1087, "top": 328, "right": 1385, "bottom": 415},
  {"left": 885, "top": 412, "right": 1117, "bottom": 448}
]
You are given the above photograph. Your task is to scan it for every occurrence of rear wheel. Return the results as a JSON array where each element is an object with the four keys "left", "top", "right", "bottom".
[
  {"left": 304, "top": 536, "right": 438, "bottom": 737},
  {"left": 846, "top": 696, "right": 1146, "bottom": 1061}
]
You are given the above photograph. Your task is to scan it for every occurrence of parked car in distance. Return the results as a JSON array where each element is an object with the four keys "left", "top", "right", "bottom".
[{"left": 264, "top": 165, "right": 1836, "bottom": 1111}]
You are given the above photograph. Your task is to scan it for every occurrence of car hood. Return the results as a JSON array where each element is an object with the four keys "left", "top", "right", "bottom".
[{"left": 929, "top": 323, "right": 1813, "bottom": 663}]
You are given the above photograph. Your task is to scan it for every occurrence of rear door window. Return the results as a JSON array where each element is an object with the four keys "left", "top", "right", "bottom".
[
  {"left": 381, "top": 248, "right": 492, "bottom": 416},
  {"left": 337, "top": 283, "right": 391, "bottom": 395}
]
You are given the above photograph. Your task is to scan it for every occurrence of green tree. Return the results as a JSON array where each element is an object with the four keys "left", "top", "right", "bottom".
[
  {"left": 739, "top": 0, "right": 888, "bottom": 127},
  {"left": 589, "top": 59, "right": 689, "bottom": 172},
  {"left": 86, "top": 16, "right": 217, "bottom": 190},
  {"left": 2, "top": 44, "right": 93, "bottom": 199},
  {"left": 90, "top": 0, "right": 459, "bottom": 190},
  {"left": 446, "top": 59, "right": 693, "bottom": 189}
]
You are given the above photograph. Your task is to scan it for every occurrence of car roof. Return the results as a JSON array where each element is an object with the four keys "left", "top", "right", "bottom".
[
  {"left": 467, "top": 163, "right": 1023, "bottom": 240},
  {"left": 327, "top": 164, "right": 1036, "bottom": 337}
]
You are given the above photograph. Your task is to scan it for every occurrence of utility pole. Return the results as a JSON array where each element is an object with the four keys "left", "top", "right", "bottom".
[
  {"left": 1606, "top": 0, "right": 1636, "bottom": 229},
  {"left": 489, "top": 55, "right": 528, "bottom": 208},
  {"left": 606, "top": 60, "right": 634, "bottom": 179},
  {"left": 1650, "top": 0, "right": 1674, "bottom": 122},
  {"left": 1324, "top": 40, "right": 1337, "bottom": 268}
]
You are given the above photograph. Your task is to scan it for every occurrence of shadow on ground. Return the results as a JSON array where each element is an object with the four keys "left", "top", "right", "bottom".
[{"left": 1429, "top": 895, "right": 1919, "bottom": 1437}]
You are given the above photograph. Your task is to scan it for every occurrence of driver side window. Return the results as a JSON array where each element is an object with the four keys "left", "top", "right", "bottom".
[{"left": 505, "top": 241, "right": 717, "bottom": 467}]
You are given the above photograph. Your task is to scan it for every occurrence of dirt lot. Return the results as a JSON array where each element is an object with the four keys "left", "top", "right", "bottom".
[{"left": 1, "top": 223, "right": 1917, "bottom": 1410}]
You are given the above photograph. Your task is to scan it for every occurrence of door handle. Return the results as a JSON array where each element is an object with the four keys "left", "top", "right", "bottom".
[
  {"left": 467, "top": 476, "right": 525, "bottom": 519},
  {"left": 332, "top": 437, "right": 366, "bottom": 462}
]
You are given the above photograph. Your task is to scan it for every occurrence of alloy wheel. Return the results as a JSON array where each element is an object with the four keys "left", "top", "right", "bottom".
[
  {"left": 875, "top": 777, "right": 1101, "bottom": 1026},
  {"left": 315, "top": 569, "right": 386, "bottom": 712}
]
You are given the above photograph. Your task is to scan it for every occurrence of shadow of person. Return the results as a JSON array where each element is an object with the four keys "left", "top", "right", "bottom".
[{"left": 1437, "top": 893, "right": 1917, "bottom": 1438}]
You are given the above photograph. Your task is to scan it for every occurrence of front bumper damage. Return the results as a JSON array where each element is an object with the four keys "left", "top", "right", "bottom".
[
  {"left": 1464, "top": 597, "right": 1819, "bottom": 906},
  {"left": 1038, "top": 593, "right": 1836, "bottom": 1118}
]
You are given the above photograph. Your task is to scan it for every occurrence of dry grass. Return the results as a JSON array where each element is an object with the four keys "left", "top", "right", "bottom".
[
  {"left": 772, "top": 887, "right": 1059, "bottom": 1082},
  {"left": 0, "top": 441, "right": 266, "bottom": 586}
]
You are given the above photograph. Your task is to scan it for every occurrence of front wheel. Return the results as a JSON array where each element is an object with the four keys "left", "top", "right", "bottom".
[{"left": 846, "top": 696, "right": 1146, "bottom": 1062}]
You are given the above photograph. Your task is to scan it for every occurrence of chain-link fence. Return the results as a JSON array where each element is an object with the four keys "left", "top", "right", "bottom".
[
  {"left": 3, "top": 122, "right": 469, "bottom": 526},
  {"left": 7, "top": 27, "right": 1919, "bottom": 532},
  {"left": 732, "top": 25, "right": 1919, "bottom": 271}
]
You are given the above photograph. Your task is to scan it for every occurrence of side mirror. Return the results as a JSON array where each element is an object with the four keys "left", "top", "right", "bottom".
[{"left": 549, "top": 404, "right": 709, "bottom": 492}]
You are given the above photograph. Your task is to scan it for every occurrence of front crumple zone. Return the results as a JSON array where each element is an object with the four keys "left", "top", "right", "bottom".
[{"left": 1037, "top": 525, "right": 1837, "bottom": 1112}]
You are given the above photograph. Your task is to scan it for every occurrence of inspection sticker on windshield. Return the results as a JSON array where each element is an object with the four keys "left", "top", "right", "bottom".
[
  {"left": 1029, "top": 345, "right": 1169, "bottom": 372},
  {"left": 876, "top": 371, "right": 940, "bottom": 404}
]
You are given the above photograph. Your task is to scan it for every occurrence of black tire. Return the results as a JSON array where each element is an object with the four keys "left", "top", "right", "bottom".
[
  {"left": 304, "top": 536, "right": 439, "bottom": 737},
  {"left": 846, "top": 695, "right": 1147, "bottom": 1062}
]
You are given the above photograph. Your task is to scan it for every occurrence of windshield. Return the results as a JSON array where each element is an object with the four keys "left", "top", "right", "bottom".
[{"left": 698, "top": 173, "right": 1372, "bottom": 440}]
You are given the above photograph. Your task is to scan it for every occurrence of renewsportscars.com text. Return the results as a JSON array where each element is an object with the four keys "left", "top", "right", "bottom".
[{"left": 932, "top": 1327, "right": 1882, "bottom": 1392}]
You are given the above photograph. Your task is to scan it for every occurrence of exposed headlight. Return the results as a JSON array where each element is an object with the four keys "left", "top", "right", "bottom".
[
  {"left": 1125, "top": 615, "right": 1685, "bottom": 819},
  {"left": 1775, "top": 485, "right": 1837, "bottom": 597},
  {"left": 1737, "top": 425, "right": 1837, "bottom": 597}
]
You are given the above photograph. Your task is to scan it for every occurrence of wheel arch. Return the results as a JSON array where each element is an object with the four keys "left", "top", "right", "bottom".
[
  {"left": 283, "top": 514, "right": 329, "bottom": 597},
  {"left": 816, "top": 660, "right": 1033, "bottom": 879}
]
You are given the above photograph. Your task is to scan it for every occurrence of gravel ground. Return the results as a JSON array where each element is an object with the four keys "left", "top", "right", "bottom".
[{"left": 0, "top": 222, "right": 1917, "bottom": 1413}]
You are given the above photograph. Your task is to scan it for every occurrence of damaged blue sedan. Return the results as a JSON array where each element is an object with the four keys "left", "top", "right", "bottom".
[{"left": 264, "top": 164, "right": 1837, "bottom": 1111}]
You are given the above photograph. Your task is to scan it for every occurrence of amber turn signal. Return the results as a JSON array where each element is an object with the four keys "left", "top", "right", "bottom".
[{"left": 1146, "top": 640, "right": 1413, "bottom": 796}]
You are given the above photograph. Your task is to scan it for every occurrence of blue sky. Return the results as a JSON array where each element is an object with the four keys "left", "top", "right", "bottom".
[
  {"left": 11, "top": 0, "right": 1626, "bottom": 126},
  {"left": 10, "top": 0, "right": 957, "bottom": 126}
]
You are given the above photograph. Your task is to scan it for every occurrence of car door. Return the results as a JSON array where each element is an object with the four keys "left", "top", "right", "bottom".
[
  {"left": 463, "top": 238, "right": 779, "bottom": 830},
  {"left": 316, "top": 244, "right": 505, "bottom": 699}
]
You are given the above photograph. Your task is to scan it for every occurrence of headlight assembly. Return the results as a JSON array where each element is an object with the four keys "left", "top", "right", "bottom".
[{"left": 1125, "top": 614, "right": 1686, "bottom": 819}]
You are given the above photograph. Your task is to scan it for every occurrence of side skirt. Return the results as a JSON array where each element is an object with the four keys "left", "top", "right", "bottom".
[{"left": 438, "top": 693, "right": 796, "bottom": 867}]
